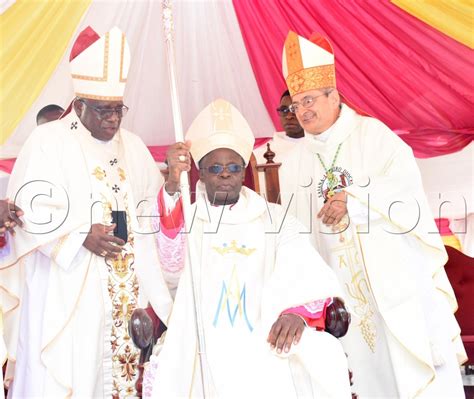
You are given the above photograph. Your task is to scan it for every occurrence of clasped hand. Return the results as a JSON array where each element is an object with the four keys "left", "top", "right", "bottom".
[
  {"left": 317, "top": 191, "right": 348, "bottom": 226},
  {"left": 82, "top": 223, "right": 125, "bottom": 257}
]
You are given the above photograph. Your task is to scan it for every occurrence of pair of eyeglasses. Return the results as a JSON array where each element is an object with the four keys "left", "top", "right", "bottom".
[
  {"left": 201, "top": 164, "right": 244, "bottom": 175},
  {"left": 81, "top": 100, "right": 129, "bottom": 119},
  {"left": 288, "top": 90, "right": 333, "bottom": 113},
  {"left": 275, "top": 106, "right": 295, "bottom": 116}
]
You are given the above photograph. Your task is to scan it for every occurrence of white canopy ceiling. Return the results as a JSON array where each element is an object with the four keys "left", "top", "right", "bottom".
[{"left": 0, "top": 0, "right": 274, "bottom": 158}]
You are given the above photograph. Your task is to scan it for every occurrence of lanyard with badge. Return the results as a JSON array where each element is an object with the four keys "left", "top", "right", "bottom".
[{"left": 316, "top": 143, "right": 343, "bottom": 201}]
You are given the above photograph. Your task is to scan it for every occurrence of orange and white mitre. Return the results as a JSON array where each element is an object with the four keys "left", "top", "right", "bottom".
[
  {"left": 69, "top": 26, "right": 130, "bottom": 100},
  {"left": 282, "top": 31, "right": 336, "bottom": 97}
]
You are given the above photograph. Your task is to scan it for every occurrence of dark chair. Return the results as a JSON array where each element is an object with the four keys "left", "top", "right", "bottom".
[{"left": 444, "top": 245, "right": 474, "bottom": 373}]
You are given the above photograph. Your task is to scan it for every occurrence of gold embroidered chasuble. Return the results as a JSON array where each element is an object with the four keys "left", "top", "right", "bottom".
[
  {"left": 278, "top": 104, "right": 466, "bottom": 398},
  {"left": 0, "top": 112, "right": 172, "bottom": 397},
  {"left": 84, "top": 129, "right": 141, "bottom": 396}
]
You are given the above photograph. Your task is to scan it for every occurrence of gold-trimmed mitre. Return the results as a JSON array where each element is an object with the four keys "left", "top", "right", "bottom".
[
  {"left": 185, "top": 99, "right": 255, "bottom": 166},
  {"left": 282, "top": 31, "right": 336, "bottom": 97},
  {"left": 69, "top": 26, "right": 130, "bottom": 101}
]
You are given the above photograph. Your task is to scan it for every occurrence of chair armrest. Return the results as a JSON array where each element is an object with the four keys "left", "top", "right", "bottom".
[
  {"left": 129, "top": 308, "right": 155, "bottom": 350},
  {"left": 325, "top": 298, "right": 351, "bottom": 338},
  {"left": 129, "top": 306, "right": 167, "bottom": 397}
]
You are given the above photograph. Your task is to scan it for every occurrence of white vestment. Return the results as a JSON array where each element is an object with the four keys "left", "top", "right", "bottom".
[
  {"left": 279, "top": 104, "right": 466, "bottom": 398},
  {"left": 0, "top": 112, "right": 172, "bottom": 398},
  {"left": 254, "top": 131, "right": 304, "bottom": 164},
  {"left": 150, "top": 182, "right": 351, "bottom": 399}
]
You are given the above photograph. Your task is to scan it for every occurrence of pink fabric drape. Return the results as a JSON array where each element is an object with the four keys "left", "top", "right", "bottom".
[
  {"left": 0, "top": 158, "right": 16, "bottom": 174},
  {"left": 232, "top": 0, "right": 474, "bottom": 158}
]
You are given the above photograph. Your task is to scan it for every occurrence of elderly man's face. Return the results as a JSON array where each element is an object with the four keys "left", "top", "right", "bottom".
[
  {"left": 74, "top": 98, "right": 124, "bottom": 141},
  {"left": 199, "top": 148, "right": 245, "bottom": 206},
  {"left": 291, "top": 89, "right": 340, "bottom": 135}
]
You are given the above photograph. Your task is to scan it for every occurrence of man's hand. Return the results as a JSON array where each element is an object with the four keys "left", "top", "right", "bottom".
[
  {"left": 165, "top": 141, "right": 192, "bottom": 195},
  {"left": 82, "top": 223, "right": 125, "bottom": 257},
  {"left": 0, "top": 199, "right": 24, "bottom": 235},
  {"left": 317, "top": 191, "right": 348, "bottom": 226},
  {"left": 267, "top": 313, "right": 305, "bottom": 354}
]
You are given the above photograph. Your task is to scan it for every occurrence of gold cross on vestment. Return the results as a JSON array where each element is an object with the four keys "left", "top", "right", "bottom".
[{"left": 211, "top": 100, "right": 233, "bottom": 133}]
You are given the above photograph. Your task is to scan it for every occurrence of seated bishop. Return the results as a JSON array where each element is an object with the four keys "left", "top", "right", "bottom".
[{"left": 147, "top": 99, "right": 353, "bottom": 398}]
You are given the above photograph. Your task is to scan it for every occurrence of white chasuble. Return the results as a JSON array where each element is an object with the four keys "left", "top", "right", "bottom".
[
  {"left": 0, "top": 112, "right": 171, "bottom": 398},
  {"left": 150, "top": 183, "right": 351, "bottom": 399},
  {"left": 279, "top": 104, "right": 465, "bottom": 398}
]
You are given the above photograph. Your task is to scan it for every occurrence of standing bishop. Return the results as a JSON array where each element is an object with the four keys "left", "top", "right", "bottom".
[
  {"left": 278, "top": 31, "right": 466, "bottom": 398},
  {"left": 0, "top": 26, "right": 171, "bottom": 397}
]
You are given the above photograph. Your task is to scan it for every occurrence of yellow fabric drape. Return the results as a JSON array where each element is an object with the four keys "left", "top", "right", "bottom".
[
  {"left": 0, "top": 0, "right": 92, "bottom": 145},
  {"left": 392, "top": 0, "right": 474, "bottom": 49},
  {"left": 442, "top": 234, "right": 463, "bottom": 251}
]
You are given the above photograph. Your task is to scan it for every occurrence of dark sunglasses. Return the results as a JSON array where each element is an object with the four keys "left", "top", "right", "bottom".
[
  {"left": 276, "top": 106, "right": 294, "bottom": 116},
  {"left": 201, "top": 164, "right": 244, "bottom": 175}
]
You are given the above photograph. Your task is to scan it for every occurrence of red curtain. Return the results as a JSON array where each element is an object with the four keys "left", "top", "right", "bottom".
[{"left": 233, "top": 0, "right": 474, "bottom": 158}]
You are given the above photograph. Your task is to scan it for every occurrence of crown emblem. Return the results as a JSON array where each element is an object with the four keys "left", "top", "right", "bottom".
[{"left": 212, "top": 240, "right": 256, "bottom": 257}]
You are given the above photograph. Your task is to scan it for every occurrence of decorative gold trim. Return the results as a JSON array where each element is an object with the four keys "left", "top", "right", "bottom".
[
  {"left": 451, "top": 332, "right": 468, "bottom": 365},
  {"left": 284, "top": 31, "right": 303, "bottom": 75},
  {"left": 71, "top": 32, "right": 109, "bottom": 82},
  {"left": 108, "top": 252, "right": 134, "bottom": 280},
  {"left": 75, "top": 93, "right": 123, "bottom": 101},
  {"left": 332, "top": 235, "right": 376, "bottom": 352},
  {"left": 119, "top": 33, "right": 127, "bottom": 83},
  {"left": 210, "top": 99, "right": 233, "bottom": 133},
  {"left": 345, "top": 190, "right": 456, "bottom": 312},
  {"left": 118, "top": 167, "right": 126, "bottom": 182},
  {"left": 413, "top": 374, "right": 435, "bottom": 398},
  {"left": 345, "top": 191, "right": 447, "bottom": 262},
  {"left": 51, "top": 234, "right": 69, "bottom": 262},
  {"left": 286, "top": 64, "right": 336, "bottom": 96},
  {"left": 0, "top": 245, "right": 37, "bottom": 271},
  {"left": 0, "top": 285, "right": 20, "bottom": 316},
  {"left": 92, "top": 166, "right": 106, "bottom": 181},
  {"left": 356, "top": 229, "right": 435, "bottom": 399}
]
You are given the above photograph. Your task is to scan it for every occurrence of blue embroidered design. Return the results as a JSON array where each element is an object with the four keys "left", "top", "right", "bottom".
[{"left": 213, "top": 281, "right": 253, "bottom": 332}]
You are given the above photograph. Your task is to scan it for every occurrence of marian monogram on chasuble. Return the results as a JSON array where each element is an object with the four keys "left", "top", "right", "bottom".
[
  {"left": 90, "top": 152, "right": 140, "bottom": 397},
  {"left": 211, "top": 240, "right": 256, "bottom": 332}
]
